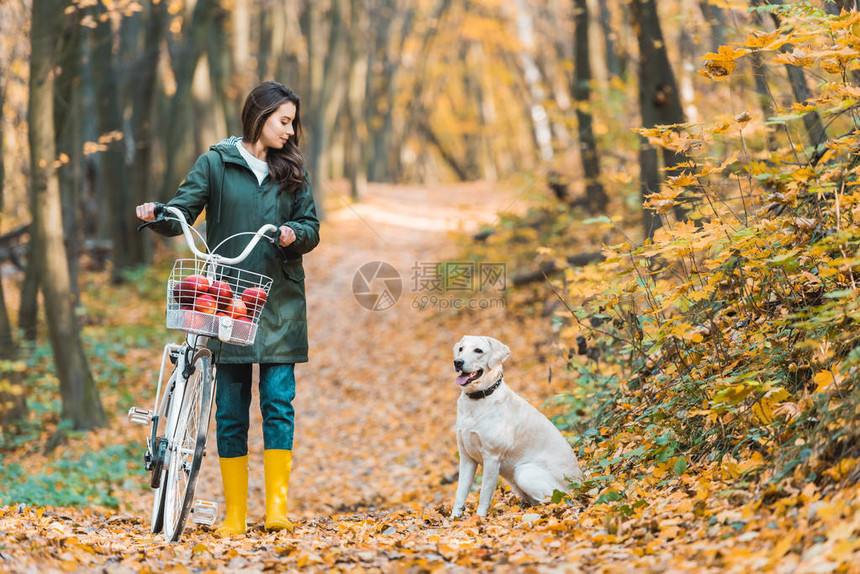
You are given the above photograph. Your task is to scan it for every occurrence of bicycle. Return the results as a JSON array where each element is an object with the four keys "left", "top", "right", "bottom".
[{"left": 128, "top": 203, "right": 278, "bottom": 542}]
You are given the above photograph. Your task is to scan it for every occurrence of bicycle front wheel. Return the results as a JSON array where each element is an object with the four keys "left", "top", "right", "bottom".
[{"left": 163, "top": 350, "right": 214, "bottom": 542}]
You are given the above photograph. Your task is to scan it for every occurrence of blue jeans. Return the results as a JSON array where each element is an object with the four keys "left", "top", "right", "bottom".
[{"left": 215, "top": 363, "right": 296, "bottom": 458}]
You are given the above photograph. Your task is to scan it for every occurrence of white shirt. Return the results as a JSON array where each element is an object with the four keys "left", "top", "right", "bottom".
[{"left": 236, "top": 140, "right": 269, "bottom": 185}]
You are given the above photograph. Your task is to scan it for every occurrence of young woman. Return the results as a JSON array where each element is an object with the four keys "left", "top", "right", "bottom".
[{"left": 136, "top": 81, "right": 320, "bottom": 536}]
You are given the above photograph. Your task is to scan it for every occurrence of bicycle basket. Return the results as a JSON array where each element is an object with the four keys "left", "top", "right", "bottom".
[{"left": 165, "top": 258, "right": 273, "bottom": 346}]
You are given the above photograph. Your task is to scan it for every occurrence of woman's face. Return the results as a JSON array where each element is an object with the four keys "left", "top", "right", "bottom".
[{"left": 258, "top": 101, "right": 297, "bottom": 150}]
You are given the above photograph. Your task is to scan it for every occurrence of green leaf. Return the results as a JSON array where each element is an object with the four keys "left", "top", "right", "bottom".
[
  {"left": 673, "top": 457, "right": 688, "bottom": 476},
  {"left": 595, "top": 489, "right": 624, "bottom": 504},
  {"left": 582, "top": 216, "right": 612, "bottom": 225},
  {"left": 824, "top": 289, "right": 854, "bottom": 299}
]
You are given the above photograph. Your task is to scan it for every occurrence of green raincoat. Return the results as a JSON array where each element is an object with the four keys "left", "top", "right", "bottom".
[{"left": 151, "top": 136, "right": 320, "bottom": 363}]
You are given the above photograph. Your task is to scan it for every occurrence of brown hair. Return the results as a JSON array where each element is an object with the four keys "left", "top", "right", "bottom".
[{"left": 241, "top": 81, "right": 305, "bottom": 193}]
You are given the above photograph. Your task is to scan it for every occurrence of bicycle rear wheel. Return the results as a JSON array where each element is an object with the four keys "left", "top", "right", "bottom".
[{"left": 163, "top": 350, "right": 214, "bottom": 542}]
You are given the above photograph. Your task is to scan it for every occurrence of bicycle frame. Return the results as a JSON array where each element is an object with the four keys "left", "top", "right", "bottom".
[{"left": 148, "top": 334, "right": 211, "bottom": 475}]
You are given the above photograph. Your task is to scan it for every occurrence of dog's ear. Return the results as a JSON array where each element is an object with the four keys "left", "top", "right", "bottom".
[{"left": 485, "top": 337, "right": 511, "bottom": 368}]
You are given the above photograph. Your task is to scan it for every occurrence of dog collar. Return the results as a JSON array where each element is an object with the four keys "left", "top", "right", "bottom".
[{"left": 466, "top": 376, "right": 503, "bottom": 400}]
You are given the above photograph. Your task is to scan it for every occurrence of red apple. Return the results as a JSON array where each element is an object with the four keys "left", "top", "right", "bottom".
[
  {"left": 222, "top": 298, "right": 248, "bottom": 319},
  {"left": 182, "top": 311, "right": 209, "bottom": 331},
  {"left": 235, "top": 314, "right": 252, "bottom": 322},
  {"left": 209, "top": 280, "right": 234, "bottom": 308},
  {"left": 194, "top": 294, "right": 218, "bottom": 315},
  {"left": 173, "top": 274, "right": 211, "bottom": 306},
  {"left": 241, "top": 287, "right": 267, "bottom": 317}
]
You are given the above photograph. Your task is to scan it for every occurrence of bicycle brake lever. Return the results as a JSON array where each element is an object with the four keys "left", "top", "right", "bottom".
[{"left": 137, "top": 219, "right": 162, "bottom": 232}]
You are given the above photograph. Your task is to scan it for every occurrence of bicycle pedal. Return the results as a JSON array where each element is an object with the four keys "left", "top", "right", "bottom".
[
  {"left": 128, "top": 407, "right": 154, "bottom": 425},
  {"left": 192, "top": 500, "right": 218, "bottom": 526}
]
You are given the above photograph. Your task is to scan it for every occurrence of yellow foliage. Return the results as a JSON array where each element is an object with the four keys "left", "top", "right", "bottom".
[
  {"left": 721, "top": 452, "right": 765, "bottom": 480},
  {"left": 823, "top": 458, "right": 857, "bottom": 482}
]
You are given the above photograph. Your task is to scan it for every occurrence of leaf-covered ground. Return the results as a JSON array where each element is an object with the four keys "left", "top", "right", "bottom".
[{"left": 1, "top": 182, "right": 859, "bottom": 573}]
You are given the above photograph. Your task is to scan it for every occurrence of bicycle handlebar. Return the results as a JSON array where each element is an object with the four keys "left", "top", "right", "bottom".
[{"left": 140, "top": 202, "right": 279, "bottom": 265}]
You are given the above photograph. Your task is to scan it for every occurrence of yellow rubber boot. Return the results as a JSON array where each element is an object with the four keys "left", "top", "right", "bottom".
[
  {"left": 263, "top": 449, "right": 294, "bottom": 531},
  {"left": 215, "top": 455, "right": 248, "bottom": 536}
]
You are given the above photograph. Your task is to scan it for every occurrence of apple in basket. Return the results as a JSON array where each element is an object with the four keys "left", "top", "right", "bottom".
[
  {"left": 222, "top": 298, "right": 248, "bottom": 319},
  {"left": 182, "top": 310, "right": 209, "bottom": 331},
  {"left": 209, "top": 280, "right": 234, "bottom": 308},
  {"left": 194, "top": 294, "right": 219, "bottom": 315},
  {"left": 241, "top": 287, "right": 267, "bottom": 316},
  {"left": 173, "top": 274, "right": 210, "bottom": 306}
]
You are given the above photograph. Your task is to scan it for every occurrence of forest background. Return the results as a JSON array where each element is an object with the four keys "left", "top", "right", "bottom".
[{"left": 0, "top": 0, "right": 859, "bottom": 571}]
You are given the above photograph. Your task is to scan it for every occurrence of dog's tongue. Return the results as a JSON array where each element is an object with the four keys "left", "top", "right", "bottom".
[{"left": 456, "top": 373, "right": 471, "bottom": 386}]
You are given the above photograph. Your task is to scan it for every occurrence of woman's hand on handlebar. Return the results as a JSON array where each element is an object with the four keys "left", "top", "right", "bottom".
[
  {"left": 136, "top": 202, "right": 159, "bottom": 222},
  {"left": 279, "top": 225, "right": 296, "bottom": 247}
]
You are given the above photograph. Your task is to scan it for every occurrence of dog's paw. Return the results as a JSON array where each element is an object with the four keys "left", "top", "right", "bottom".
[{"left": 450, "top": 508, "right": 464, "bottom": 519}]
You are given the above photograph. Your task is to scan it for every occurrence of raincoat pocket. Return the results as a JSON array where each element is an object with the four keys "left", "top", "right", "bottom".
[{"left": 282, "top": 261, "right": 305, "bottom": 282}]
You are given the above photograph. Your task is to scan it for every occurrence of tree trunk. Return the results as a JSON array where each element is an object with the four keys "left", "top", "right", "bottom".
[
  {"left": 461, "top": 41, "right": 484, "bottom": 181},
  {"left": 369, "top": 3, "right": 414, "bottom": 182},
  {"left": 782, "top": 62, "right": 828, "bottom": 150},
  {"left": 678, "top": 0, "right": 699, "bottom": 123},
  {"left": 511, "top": 0, "right": 555, "bottom": 161},
  {"left": 631, "top": 0, "right": 687, "bottom": 238},
  {"left": 573, "top": 0, "right": 608, "bottom": 213},
  {"left": 824, "top": 0, "right": 854, "bottom": 15},
  {"left": 749, "top": 8, "right": 777, "bottom": 150},
  {"left": 0, "top": 8, "right": 23, "bottom": 419},
  {"left": 161, "top": 0, "right": 219, "bottom": 201},
  {"left": 17, "top": 247, "right": 39, "bottom": 342},
  {"left": 472, "top": 42, "right": 498, "bottom": 182},
  {"left": 418, "top": 120, "right": 470, "bottom": 180},
  {"left": 596, "top": 0, "right": 623, "bottom": 80},
  {"left": 229, "top": 0, "right": 251, "bottom": 127},
  {"left": 521, "top": 2, "right": 573, "bottom": 154},
  {"left": 90, "top": 1, "right": 137, "bottom": 282},
  {"left": 0, "top": 53, "right": 15, "bottom": 359},
  {"left": 206, "top": 4, "right": 233, "bottom": 138},
  {"left": 257, "top": 0, "right": 273, "bottom": 80},
  {"left": 0, "top": 260, "right": 14, "bottom": 359},
  {"left": 130, "top": 0, "right": 168, "bottom": 265},
  {"left": 307, "top": 0, "right": 349, "bottom": 214},
  {"left": 0, "top": 367, "right": 27, "bottom": 425},
  {"left": 638, "top": 137, "right": 662, "bottom": 239},
  {"left": 698, "top": 0, "right": 726, "bottom": 52},
  {"left": 346, "top": 0, "right": 368, "bottom": 200},
  {"left": 56, "top": 6, "right": 82, "bottom": 299},
  {"left": 30, "top": 0, "right": 105, "bottom": 429},
  {"left": 761, "top": 0, "right": 828, "bottom": 150},
  {"left": 273, "top": 1, "right": 304, "bottom": 89},
  {"left": 305, "top": 0, "right": 326, "bottom": 188}
]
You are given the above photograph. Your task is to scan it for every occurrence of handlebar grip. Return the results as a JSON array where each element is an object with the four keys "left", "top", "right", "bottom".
[{"left": 136, "top": 202, "right": 168, "bottom": 232}]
